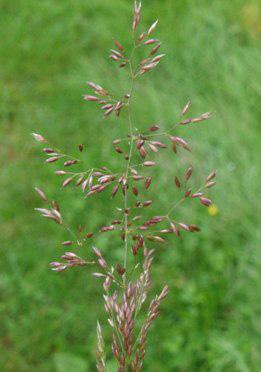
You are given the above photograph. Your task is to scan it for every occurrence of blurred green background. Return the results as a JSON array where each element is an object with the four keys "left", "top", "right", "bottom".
[{"left": 0, "top": 0, "right": 260, "bottom": 371}]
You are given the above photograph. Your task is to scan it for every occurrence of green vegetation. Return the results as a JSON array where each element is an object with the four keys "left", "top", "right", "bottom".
[{"left": 0, "top": 0, "right": 260, "bottom": 370}]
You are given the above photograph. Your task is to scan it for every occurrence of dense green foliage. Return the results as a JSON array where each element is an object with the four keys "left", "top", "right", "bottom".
[{"left": 0, "top": 0, "right": 260, "bottom": 370}]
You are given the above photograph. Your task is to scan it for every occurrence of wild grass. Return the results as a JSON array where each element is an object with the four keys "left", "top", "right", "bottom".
[{"left": 0, "top": 0, "right": 260, "bottom": 370}]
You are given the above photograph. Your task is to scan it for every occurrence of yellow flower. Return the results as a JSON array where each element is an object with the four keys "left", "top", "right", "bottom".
[{"left": 208, "top": 204, "right": 219, "bottom": 216}]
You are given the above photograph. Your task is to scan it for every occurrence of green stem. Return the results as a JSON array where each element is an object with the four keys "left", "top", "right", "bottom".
[{"left": 123, "top": 44, "right": 136, "bottom": 286}]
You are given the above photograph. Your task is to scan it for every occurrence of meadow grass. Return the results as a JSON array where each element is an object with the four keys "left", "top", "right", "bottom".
[{"left": 0, "top": 0, "right": 260, "bottom": 370}]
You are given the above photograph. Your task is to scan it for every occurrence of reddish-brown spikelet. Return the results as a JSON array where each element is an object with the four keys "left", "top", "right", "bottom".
[
  {"left": 116, "top": 263, "right": 126, "bottom": 276},
  {"left": 170, "top": 222, "right": 180, "bottom": 237},
  {"left": 76, "top": 175, "right": 84, "bottom": 186},
  {"left": 138, "top": 32, "right": 146, "bottom": 41},
  {"left": 143, "top": 200, "right": 152, "bottom": 207},
  {"left": 62, "top": 177, "right": 73, "bottom": 188},
  {"left": 35, "top": 187, "right": 48, "bottom": 202},
  {"left": 83, "top": 95, "right": 99, "bottom": 101},
  {"left": 170, "top": 136, "right": 191, "bottom": 152},
  {"left": 139, "top": 146, "right": 147, "bottom": 158},
  {"left": 111, "top": 183, "right": 119, "bottom": 197},
  {"left": 149, "top": 124, "right": 160, "bottom": 131},
  {"left": 51, "top": 200, "right": 60, "bottom": 211},
  {"left": 191, "top": 192, "right": 203, "bottom": 198},
  {"left": 46, "top": 156, "right": 60, "bottom": 163},
  {"left": 92, "top": 247, "right": 102, "bottom": 258},
  {"left": 62, "top": 241, "right": 73, "bottom": 246},
  {"left": 143, "top": 161, "right": 156, "bottom": 167},
  {"left": 100, "top": 225, "right": 115, "bottom": 232},
  {"left": 151, "top": 54, "right": 165, "bottom": 63},
  {"left": 181, "top": 100, "right": 191, "bottom": 115},
  {"left": 101, "top": 104, "right": 113, "bottom": 111},
  {"left": 78, "top": 144, "right": 83, "bottom": 152},
  {"left": 145, "top": 177, "right": 152, "bottom": 189},
  {"left": 43, "top": 147, "right": 54, "bottom": 154},
  {"left": 144, "top": 38, "right": 158, "bottom": 45},
  {"left": 132, "top": 187, "right": 139, "bottom": 196},
  {"left": 205, "top": 181, "right": 216, "bottom": 188},
  {"left": 150, "top": 140, "right": 166, "bottom": 148},
  {"left": 185, "top": 166, "right": 193, "bottom": 181},
  {"left": 110, "top": 54, "right": 120, "bottom": 62},
  {"left": 104, "top": 107, "right": 114, "bottom": 116},
  {"left": 189, "top": 224, "right": 201, "bottom": 232},
  {"left": 141, "top": 62, "right": 159, "bottom": 73},
  {"left": 147, "top": 143, "right": 158, "bottom": 153},
  {"left": 64, "top": 160, "right": 77, "bottom": 166},
  {"left": 200, "top": 197, "right": 212, "bottom": 206},
  {"left": 147, "top": 235, "right": 165, "bottom": 243},
  {"left": 150, "top": 43, "right": 161, "bottom": 56},
  {"left": 113, "top": 139, "right": 121, "bottom": 145},
  {"left": 147, "top": 20, "right": 158, "bottom": 35},
  {"left": 32, "top": 133, "right": 46, "bottom": 143},
  {"left": 114, "top": 146, "right": 124, "bottom": 154},
  {"left": 179, "top": 222, "right": 190, "bottom": 231},
  {"left": 185, "top": 188, "right": 192, "bottom": 197},
  {"left": 114, "top": 39, "right": 124, "bottom": 51},
  {"left": 206, "top": 170, "right": 216, "bottom": 182},
  {"left": 81, "top": 179, "right": 88, "bottom": 192},
  {"left": 132, "top": 1, "right": 141, "bottom": 31},
  {"left": 137, "top": 140, "right": 144, "bottom": 150},
  {"left": 174, "top": 176, "right": 181, "bottom": 188}
]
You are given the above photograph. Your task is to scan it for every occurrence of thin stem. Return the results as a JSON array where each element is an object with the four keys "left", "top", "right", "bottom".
[
  {"left": 58, "top": 152, "right": 81, "bottom": 162},
  {"left": 122, "top": 40, "right": 137, "bottom": 286},
  {"left": 45, "top": 139, "right": 81, "bottom": 162},
  {"left": 166, "top": 197, "right": 186, "bottom": 217},
  {"left": 64, "top": 223, "right": 82, "bottom": 244},
  {"left": 165, "top": 183, "right": 205, "bottom": 218}
]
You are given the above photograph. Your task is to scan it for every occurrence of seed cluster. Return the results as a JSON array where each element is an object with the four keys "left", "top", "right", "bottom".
[{"left": 33, "top": 2, "right": 216, "bottom": 371}]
